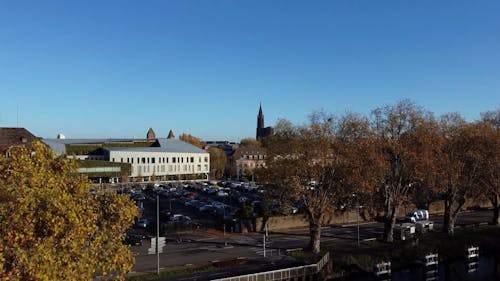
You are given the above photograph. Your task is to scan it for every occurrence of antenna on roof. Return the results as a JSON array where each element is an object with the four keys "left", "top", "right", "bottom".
[{"left": 16, "top": 105, "right": 19, "bottom": 127}]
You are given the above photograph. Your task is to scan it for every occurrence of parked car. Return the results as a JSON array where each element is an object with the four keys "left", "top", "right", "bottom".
[
  {"left": 131, "top": 193, "right": 146, "bottom": 201},
  {"left": 135, "top": 218, "right": 150, "bottom": 228},
  {"left": 199, "top": 204, "right": 215, "bottom": 213},
  {"left": 184, "top": 192, "right": 198, "bottom": 199},
  {"left": 216, "top": 191, "right": 229, "bottom": 197},
  {"left": 123, "top": 234, "right": 143, "bottom": 246},
  {"left": 185, "top": 199, "right": 199, "bottom": 207},
  {"left": 170, "top": 214, "right": 191, "bottom": 222},
  {"left": 405, "top": 209, "right": 429, "bottom": 223}
]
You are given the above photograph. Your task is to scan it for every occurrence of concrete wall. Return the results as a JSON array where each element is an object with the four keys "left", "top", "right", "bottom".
[
  {"left": 254, "top": 210, "right": 369, "bottom": 232},
  {"left": 251, "top": 198, "right": 493, "bottom": 232}
]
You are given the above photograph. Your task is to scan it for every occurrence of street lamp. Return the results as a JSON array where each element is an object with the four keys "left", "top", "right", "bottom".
[
  {"left": 156, "top": 194, "right": 160, "bottom": 276},
  {"left": 356, "top": 204, "right": 363, "bottom": 247},
  {"left": 263, "top": 220, "right": 268, "bottom": 257},
  {"left": 223, "top": 205, "right": 226, "bottom": 236},
  {"left": 352, "top": 193, "right": 362, "bottom": 247}
]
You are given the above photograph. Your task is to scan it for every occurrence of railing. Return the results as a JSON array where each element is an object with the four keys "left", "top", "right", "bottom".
[{"left": 212, "top": 252, "right": 329, "bottom": 281}]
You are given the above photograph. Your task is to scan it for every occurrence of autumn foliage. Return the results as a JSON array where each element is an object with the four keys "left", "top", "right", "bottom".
[
  {"left": 259, "top": 101, "right": 499, "bottom": 251},
  {"left": 0, "top": 142, "right": 138, "bottom": 281}
]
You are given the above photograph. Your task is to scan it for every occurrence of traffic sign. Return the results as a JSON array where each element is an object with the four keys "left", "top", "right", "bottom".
[{"left": 148, "top": 237, "right": 166, "bottom": 254}]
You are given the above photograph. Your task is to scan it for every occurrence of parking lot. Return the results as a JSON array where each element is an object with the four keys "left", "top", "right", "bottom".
[{"left": 122, "top": 181, "right": 276, "bottom": 244}]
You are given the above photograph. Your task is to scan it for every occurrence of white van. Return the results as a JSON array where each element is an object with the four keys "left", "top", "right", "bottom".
[{"left": 405, "top": 209, "right": 429, "bottom": 223}]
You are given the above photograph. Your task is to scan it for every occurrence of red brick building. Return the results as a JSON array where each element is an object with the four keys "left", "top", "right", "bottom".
[{"left": 0, "top": 127, "right": 38, "bottom": 156}]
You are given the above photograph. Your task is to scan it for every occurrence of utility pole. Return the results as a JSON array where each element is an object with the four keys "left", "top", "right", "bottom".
[
  {"left": 156, "top": 194, "right": 160, "bottom": 276},
  {"left": 262, "top": 221, "right": 269, "bottom": 257},
  {"left": 357, "top": 205, "right": 360, "bottom": 247},
  {"left": 263, "top": 231, "right": 266, "bottom": 257},
  {"left": 265, "top": 221, "right": 268, "bottom": 240}
]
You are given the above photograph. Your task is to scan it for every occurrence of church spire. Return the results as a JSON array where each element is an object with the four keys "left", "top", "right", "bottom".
[
  {"left": 167, "top": 129, "right": 175, "bottom": 139},
  {"left": 146, "top": 127, "right": 156, "bottom": 140},
  {"left": 257, "top": 103, "right": 264, "bottom": 130}
]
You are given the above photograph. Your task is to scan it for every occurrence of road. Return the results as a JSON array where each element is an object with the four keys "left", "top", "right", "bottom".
[{"left": 130, "top": 209, "right": 495, "bottom": 276}]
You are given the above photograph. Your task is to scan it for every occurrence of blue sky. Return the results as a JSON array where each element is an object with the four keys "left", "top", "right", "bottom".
[{"left": 1, "top": 1, "right": 499, "bottom": 142}]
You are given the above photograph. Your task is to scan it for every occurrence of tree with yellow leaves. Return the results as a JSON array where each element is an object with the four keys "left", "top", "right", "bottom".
[
  {"left": 179, "top": 133, "right": 204, "bottom": 148},
  {"left": 0, "top": 142, "right": 138, "bottom": 281}
]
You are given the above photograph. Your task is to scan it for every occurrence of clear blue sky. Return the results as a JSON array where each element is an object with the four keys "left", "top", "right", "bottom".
[{"left": 1, "top": 1, "right": 499, "bottom": 142}]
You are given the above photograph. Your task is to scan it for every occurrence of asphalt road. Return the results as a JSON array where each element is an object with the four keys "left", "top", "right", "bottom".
[{"left": 130, "top": 209, "right": 495, "bottom": 277}]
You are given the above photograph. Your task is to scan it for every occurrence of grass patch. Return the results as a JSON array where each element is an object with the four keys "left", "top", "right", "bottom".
[
  {"left": 339, "top": 254, "right": 375, "bottom": 271},
  {"left": 288, "top": 249, "right": 328, "bottom": 264}
]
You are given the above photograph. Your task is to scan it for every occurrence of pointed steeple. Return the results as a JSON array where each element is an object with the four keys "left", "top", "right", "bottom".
[
  {"left": 257, "top": 103, "right": 264, "bottom": 130},
  {"left": 256, "top": 103, "right": 266, "bottom": 140},
  {"left": 146, "top": 127, "right": 156, "bottom": 140},
  {"left": 167, "top": 130, "right": 175, "bottom": 139}
]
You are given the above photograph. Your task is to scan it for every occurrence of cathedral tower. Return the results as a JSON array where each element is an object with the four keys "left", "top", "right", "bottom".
[{"left": 256, "top": 103, "right": 273, "bottom": 141}]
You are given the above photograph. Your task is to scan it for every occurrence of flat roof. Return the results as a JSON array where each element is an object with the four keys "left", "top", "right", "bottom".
[
  {"left": 106, "top": 139, "right": 207, "bottom": 154},
  {"left": 42, "top": 138, "right": 207, "bottom": 155}
]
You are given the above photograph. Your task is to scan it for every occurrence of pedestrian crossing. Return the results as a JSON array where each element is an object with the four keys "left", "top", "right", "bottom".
[{"left": 251, "top": 247, "right": 280, "bottom": 256}]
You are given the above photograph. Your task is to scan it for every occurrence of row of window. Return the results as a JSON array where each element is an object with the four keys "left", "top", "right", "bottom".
[
  {"left": 111, "top": 156, "right": 209, "bottom": 164},
  {"left": 133, "top": 164, "right": 209, "bottom": 174},
  {"left": 239, "top": 163, "right": 265, "bottom": 169},
  {"left": 243, "top": 155, "right": 266, "bottom": 160}
]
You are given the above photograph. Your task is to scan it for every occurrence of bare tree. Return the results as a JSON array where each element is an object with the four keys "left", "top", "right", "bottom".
[
  {"left": 258, "top": 112, "right": 382, "bottom": 253},
  {"left": 432, "top": 113, "right": 483, "bottom": 236},
  {"left": 371, "top": 100, "right": 434, "bottom": 242},
  {"left": 476, "top": 109, "right": 500, "bottom": 225}
]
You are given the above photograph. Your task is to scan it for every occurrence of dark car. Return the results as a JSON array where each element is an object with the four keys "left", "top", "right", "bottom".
[
  {"left": 131, "top": 193, "right": 146, "bottom": 201},
  {"left": 123, "top": 234, "right": 143, "bottom": 246},
  {"left": 135, "top": 218, "right": 150, "bottom": 228}
]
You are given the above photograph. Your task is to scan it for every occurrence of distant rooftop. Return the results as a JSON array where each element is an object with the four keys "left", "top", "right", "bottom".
[
  {"left": 156, "top": 138, "right": 207, "bottom": 153},
  {"left": 42, "top": 138, "right": 207, "bottom": 155},
  {"left": 0, "top": 127, "right": 38, "bottom": 154},
  {"left": 42, "top": 138, "right": 153, "bottom": 155}
]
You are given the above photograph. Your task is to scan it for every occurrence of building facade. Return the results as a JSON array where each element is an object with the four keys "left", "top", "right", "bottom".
[
  {"left": 0, "top": 127, "right": 38, "bottom": 156},
  {"left": 43, "top": 130, "right": 210, "bottom": 183},
  {"left": 105, "top": 140, "right": 210, "bottom": 181},
  {"left": 231, "top": 147, "right": 266, "bottom": 180}
]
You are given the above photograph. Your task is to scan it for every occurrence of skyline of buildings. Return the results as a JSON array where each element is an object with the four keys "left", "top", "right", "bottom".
[{"left": 0, "top": 105, "right": 273, "bottom": 183}]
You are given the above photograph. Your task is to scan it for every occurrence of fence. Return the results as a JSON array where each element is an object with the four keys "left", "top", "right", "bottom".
[{"left": 212, "top": 252, "right": 330, "bottom": 281}]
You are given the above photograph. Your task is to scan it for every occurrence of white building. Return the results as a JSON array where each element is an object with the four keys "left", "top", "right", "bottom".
[
  {"left": 42, "top": 137, "right": 210, "bottom": 182},
  {"left": 105, "top": 139, "right": 210, "bottom": 181}
]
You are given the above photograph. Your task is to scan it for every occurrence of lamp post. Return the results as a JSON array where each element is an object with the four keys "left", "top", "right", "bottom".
[
  {"left": 156, "top": 194, "right": 160, "bottom": 276},
  {"left": 263, "top": 220, "right": 268, "bottom": 257},
  {"left": 223, "top": 205, "right": 226, "bottom": 236},
  {"left": 357, "top": 204, "right": 360, "bottom": 247},
  {"left": 352, "top": 193, "right": 362, "bottom": 247}
]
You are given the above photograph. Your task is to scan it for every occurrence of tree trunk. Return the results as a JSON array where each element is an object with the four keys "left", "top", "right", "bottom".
[
  {"left": 447, "top": 213, "right": 456, "bottom": 236},
  {"left": 443, "top": 197, "right": 453, "bottom": 235},
  {"left": 383, "top": 205, "right": 398, "bottom": 243},
  {"left": 260, "top": 216, "right": 269, "bottom": 232},
  {"left": 444, "top": 195, "right": 464, "bottom": 236},
  {"left": 308, "top": 220, "right": 322, "bottom": 254},
  {"left": 491, "top": 193, "right": 500, "bottom": 227}
]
